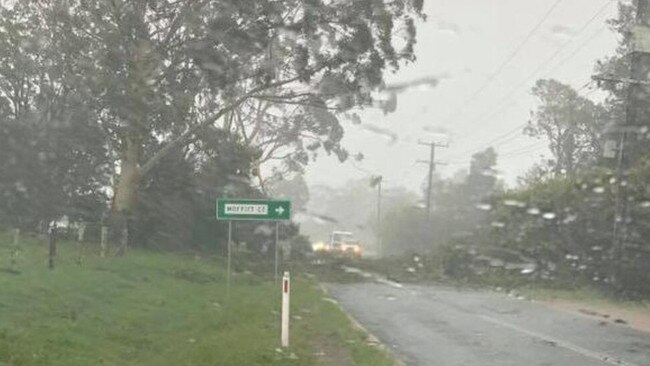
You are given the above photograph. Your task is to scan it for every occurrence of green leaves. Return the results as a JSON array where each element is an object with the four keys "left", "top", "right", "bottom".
[{"left": 527, "top": 79, "right": 606, "bottom": 176}]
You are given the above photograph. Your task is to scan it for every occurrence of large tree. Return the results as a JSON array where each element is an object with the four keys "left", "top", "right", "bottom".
[
  {"left": 0, "top": 5, "right": 111, "bottom": 229},
  {"left": 467, "top": 147, "right": 498, "bottom": 201},
  {"left": 1, "top": 0, "right": 423, "bottom": 246},
  {"left": 525, "top": 79, "right": 606, "bottom": 177}
]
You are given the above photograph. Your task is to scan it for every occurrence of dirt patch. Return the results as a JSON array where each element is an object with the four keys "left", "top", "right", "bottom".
[
  {"left": 546, "top": 300, "right": 650, "bottom": 334},
  {"left": 311, "top": 335, "right": 353, "bottom": 366}
]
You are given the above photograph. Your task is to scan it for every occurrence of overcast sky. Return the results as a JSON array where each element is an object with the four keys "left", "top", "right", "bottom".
[{"left": 304, "top": 0, "right": 621, "bottom": 194}]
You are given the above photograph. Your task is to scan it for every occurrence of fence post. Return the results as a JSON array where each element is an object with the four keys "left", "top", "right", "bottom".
[
  {"left": 100, "top": 225, "right": 108, "bottom": 258},
  {"left": 77, "top": 222, "right": 86, "bottom": 242},
  {"left": 13, "top": 228, "right": 20, "bottom": 246},
  {"left": 48, "top": 226, "right": 57, "bottom": 270}
]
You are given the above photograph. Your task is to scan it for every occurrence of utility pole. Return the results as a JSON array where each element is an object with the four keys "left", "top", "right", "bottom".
[
  {"left": 593, "top": 0, "right": 650, "bottom": 285},
  {"left": 417, "top": 141, "right": 448, "bottom": 220},
  {"left": 370, "top": 175, "right": 383, "bottom": 256}
]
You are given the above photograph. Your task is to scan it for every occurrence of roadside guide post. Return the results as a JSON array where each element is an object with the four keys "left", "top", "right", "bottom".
[
  {"left": 227, "top": 221, "right": 232, "bottom": 297},
  {"left": 216, "top": 199, "right": 292, "bottom": 293},
  {"left": 281, "top": 271, "right": 290, "bottom": 348},
  {"left": 275, "top": 222, "right": 280, "bottom": 283}
]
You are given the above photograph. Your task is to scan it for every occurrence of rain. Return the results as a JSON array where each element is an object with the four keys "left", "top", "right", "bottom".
[{"left": 1, "top": 0, "right": 650, "bottom": 365}]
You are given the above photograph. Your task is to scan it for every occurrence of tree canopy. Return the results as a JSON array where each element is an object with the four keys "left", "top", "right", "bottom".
[{"left": 0, "top": 0, "right": 424, "bottom": 239}]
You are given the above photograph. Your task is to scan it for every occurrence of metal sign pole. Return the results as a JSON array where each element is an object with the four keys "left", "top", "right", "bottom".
[
  {"left": 227, "top": 221, "right": 232, "bottom": 297},
  {"left": 274, "top": 222, "right": 279, "bottom": 284}
]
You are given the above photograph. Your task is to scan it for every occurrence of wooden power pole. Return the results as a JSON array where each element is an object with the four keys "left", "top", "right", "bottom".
[{"left": 417, "top": 141, "right": 448, "bottom": 220}]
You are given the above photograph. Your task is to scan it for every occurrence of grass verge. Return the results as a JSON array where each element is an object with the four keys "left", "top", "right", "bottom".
[{"left": 0, "top": 232, "right": 393, "bottom": 366}]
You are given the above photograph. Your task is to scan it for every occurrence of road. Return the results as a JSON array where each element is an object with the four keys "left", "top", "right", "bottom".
[{"left": 326, "top": 282, "right": 650, "bottom": 366}]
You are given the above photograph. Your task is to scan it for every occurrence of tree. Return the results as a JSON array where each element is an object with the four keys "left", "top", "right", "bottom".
[
  {"left": 517, "top": 162, "right": 554, "bottom": 187},
  {"left": 132, "top": 129, "right": 258, "bottom": 249},
  {"left": 467, "top": 147, "right": 498, "bottom": 201},
  {"left": 380, "top": 204, "right": 427, "bottom": 256},
  {"left": 268, "top": 173, "right": 309, "bottom": 211},
  {"left": 0, "top": 5, "right": 111, "bottom": 229},
  {"left": 525, "top": 79, "right": 606, "bottom": 177},
  {"left": 1, "top": 0, "right": 423, "bottom": 249}
]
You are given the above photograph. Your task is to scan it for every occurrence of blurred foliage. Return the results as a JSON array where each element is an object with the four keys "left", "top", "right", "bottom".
[
  {"left": 377, "top": 144, "right": 650, "bottom": 297},
  {"left": 526, "top": 79, "right": 607, "bottom": 177},
  {"left": 0, "top": 0, "right": 425, "bottom": 251}
]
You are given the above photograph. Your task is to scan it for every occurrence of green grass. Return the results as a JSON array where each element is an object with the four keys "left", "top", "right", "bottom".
[{"left": 0, "top": 232, "right": 393, "bottom": 366}]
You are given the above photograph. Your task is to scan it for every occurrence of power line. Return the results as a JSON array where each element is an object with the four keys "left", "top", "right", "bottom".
[
  {"left": 450, "top": 1, "right": 612, "bottom": 144},
  {"left": 350, "top": 160, "right": 373, "bottom": 175},
  {"left": 457, "top": 3, "right": 611, "bottom": 130},
  {"left": 448, "top": 79, "right": 594, "bottom": 161},
  {"left": 547, "top": 26, "right": 609, "bottom": 76},
  {"left": 498, "top": 142, "right": 548, "bottom": 158},
  {"left": 447, "top": 76, "right": 598, "bottom": 162},
  {"left": 443, "top": 1, "right": 613, "bottom": 162},
  {"left": 440, "top": 0, "right": 566, "bottom": 124}
]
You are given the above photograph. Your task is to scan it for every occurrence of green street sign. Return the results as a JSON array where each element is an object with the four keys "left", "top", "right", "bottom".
[{"left": 216, "top": 199, "right": 292, "bottom": 221}]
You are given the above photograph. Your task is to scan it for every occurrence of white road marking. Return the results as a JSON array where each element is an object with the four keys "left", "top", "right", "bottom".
[{"left": 479, "top": 314, "right": 639, "bottom": 366}]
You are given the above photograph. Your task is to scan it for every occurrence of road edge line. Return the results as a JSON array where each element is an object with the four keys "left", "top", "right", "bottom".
[{"left": 318, "top": 283, "right": 406, "bottom": 366}]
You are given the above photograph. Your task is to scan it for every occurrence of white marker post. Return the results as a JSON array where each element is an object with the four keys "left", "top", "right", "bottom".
[
  {"left": 281, "top": 271, "right": 290, "bottom": 348},
  {"left": 274, "top": 222, "right": 280, "bottom": 284}
]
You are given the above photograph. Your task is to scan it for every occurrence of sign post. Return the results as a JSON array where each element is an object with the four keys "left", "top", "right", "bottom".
[
  {"left": 216, "top": 199, "right": 292, "bottom": 292},
  {"left": 281, "top": 271, "right": 290, "bottom": 348},
  {"left": 227, "top": 221, "right": 232, "bottom": 297}
]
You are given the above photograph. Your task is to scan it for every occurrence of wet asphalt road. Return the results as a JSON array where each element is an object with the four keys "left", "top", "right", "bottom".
[{"left": 326, "top": 282, "right": 650, "bottom": 366}]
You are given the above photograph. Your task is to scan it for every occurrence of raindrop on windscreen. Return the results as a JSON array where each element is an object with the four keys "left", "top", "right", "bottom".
[
  {"left": 15, "top": 181, "right": 27, "bottom": 193},
  {"left": 481, "top": 168, "right": 498, "bottom": 177},
  {"left": 476, "top": 203, "right": 492, "bottom": 211},
  {"left": 562, "top": 214, "right": 578, "bottom": 224},
  {"left": 640, "top": 201, "right": 650, "bottom": 208},
  {"left": 413, "top": 83, "right": 436, "bottom": 92},
  {"left": 592, "top": 186, "right": 605, "bottom": 194},
  {"left": 521, "top": 268, "right": 535, "bottom": 275},
  {"left": 291, "top": 213, "right": 308, "bottom": 223},
  {"left": 227, "top": 174, "right": 249, "bottom": 184},
  {"left": 375, "top": 90, "right": 393, "bottom": 102},
  {"left": 542, "top": 212, "right": 556, "bottom": 220},
  {"left": 503, "top": 199, "right": 526, "bottom": 208},
  {"left": 254, "top": 225, "right": 274, "bottom": 236},
  {"left": 526, "top": 207, "right": 540, "bottom": 215}
]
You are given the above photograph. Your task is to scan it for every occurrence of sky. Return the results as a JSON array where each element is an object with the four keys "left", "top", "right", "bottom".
[{"left": 304, "top": 0, "right": 622, "bottom": 194}]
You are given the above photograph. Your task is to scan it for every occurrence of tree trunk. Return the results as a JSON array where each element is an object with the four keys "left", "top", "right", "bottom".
[{"left": 111, "top": 134, "right": 142, "bottom": 255}]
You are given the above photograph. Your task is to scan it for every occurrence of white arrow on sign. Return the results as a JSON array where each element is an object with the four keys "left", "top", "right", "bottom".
[{"left": 275, "top": 206, "right": 285, "bottom": 215}]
